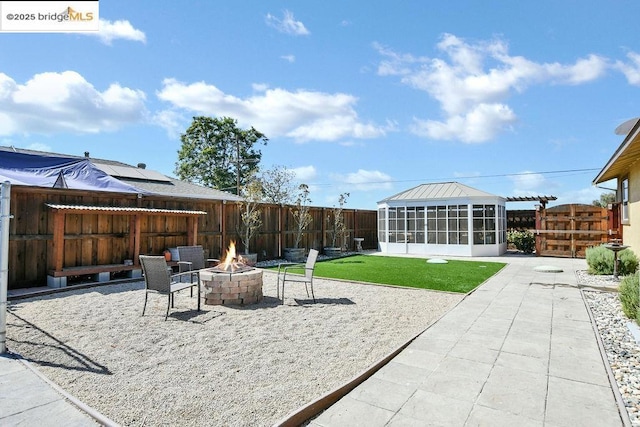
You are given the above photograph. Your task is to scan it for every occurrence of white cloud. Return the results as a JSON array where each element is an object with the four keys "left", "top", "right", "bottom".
[
  {"left": 330, "top": 169, "right": 394, "bottom": 191},
  {"left": 291, "top": 165, "right": 317, "bottom": 183},
  {"left": 152, "top": 109, "right": 185, "bottom": 139},
  {"left": 376, "top": 33, "right": 609, "bottom": 143},
  {"left": 265, "top": 10, "right": 309, "bottom": 36},
  {"left": 509, "top": 171, "right": 557, "bottom": 195},
  {"left": 156, "top": 78, "right": 388, "bottom": 142},
  {"left": 555, "top": 186, "right": 608, "bottom": 205},
  {"left": 89, "top": 19, "right": 146, "bottom": 45},
  {"left": 0, "top": 71, "right": 147, "bottom": 136},
  {"left": 614, "top": 51, "right": 640, "bottom": 85},
  {"left": 411, "top": 103, "right": 517, "bottom": 143},
  {"left": 281, "top": 54, "right": 296, "bottom": 63},
  {"left": 26, "top": 142, "right": 52, "bottom": 152}
]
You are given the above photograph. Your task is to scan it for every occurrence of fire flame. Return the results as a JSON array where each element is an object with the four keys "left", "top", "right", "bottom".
[
  {"left": 219, "top": 241, "right": 237, "bottom": 271},
  {"left": 215, "top": 241, "right": 254, "bottom": 273}
]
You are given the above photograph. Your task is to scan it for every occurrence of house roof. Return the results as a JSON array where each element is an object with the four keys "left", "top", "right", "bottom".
[
  {"left": 593, "top": 118, "right": 640, "bottom": 184},
  {"left": 378, "top": 182, "right": 502, "bottom": 203},
  {"left": 0, "top": 146, "right": 243, "bottom": 202}
]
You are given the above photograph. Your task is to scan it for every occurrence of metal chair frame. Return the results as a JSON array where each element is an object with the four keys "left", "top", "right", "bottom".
[
  {"left": 277, "top": 249, "right": 319, "bottom": 304},
  {"left": 140, "top": 255, "right": 200, "bottom": 321}
]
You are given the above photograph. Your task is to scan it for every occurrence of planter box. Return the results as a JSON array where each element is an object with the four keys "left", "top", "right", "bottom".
[
  {"left": 238, "top": 253, "right": 258, "bottom": 266},
  {"left": 283, "top": 247, "right": 306, "bottom": 263},
  {"left": 324, "top": 247, "right": 342, "bottom": 257}
]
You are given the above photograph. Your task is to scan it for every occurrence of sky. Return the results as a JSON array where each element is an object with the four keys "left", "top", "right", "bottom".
[{"left": 1, "top": 0, "right": 640, "bottom": 209}]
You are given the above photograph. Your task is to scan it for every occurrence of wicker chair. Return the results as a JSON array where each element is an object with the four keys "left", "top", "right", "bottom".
[
  {"left": 277, "top": 249, "right": 319, "bottom": 304},
  {"left": 139, "top": 255, "right": 199, "bottom": 321},
  {"left": 177, "top": 245, "right": 219, "bottom": 271},
  {"left": 177, "top": 246, "right": 218, "bottom": 295}
]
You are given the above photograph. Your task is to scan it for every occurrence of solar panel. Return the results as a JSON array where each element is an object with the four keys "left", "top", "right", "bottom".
[{"left": 94, "top": 163, "right": 171, "bottom": 182}]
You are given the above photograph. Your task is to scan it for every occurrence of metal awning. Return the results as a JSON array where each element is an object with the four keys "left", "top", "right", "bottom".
[{"left": 45, "top": 204, "right": 206, "bottom": 216}]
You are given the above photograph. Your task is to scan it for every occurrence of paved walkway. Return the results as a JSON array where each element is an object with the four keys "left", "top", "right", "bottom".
[
  {"left": 309, "top": 255, "right": 627, "bottom": 427},
  {"left": 0, "top": 352, "right": 101, "bottom": 426}
]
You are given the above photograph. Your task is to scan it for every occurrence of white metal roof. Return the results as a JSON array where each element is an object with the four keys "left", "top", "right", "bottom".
[{"left": 378, "top": 182, "right": 501, "bottom": 203}]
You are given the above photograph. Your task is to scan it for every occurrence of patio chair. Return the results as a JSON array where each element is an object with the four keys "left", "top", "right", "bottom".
[
  {"left": 277, "top": 249, "right": 319, "bottom": 304},
  {"left": 140, "top": 255, "right": 200, "bottom": 320},
  {"left": 177, "top": 245, "right": 219, "bottom": 294}
]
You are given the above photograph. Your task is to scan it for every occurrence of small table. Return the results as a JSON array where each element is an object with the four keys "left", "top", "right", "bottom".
[{"left": 354, "top": 238, "right": 364, "bottom": 252}]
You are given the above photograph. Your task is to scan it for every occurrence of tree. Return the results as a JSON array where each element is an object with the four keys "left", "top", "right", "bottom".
[
  {"left": 175, "top": 116, "right": 268, "bottom": 194},
  {"left": 593, "top": 192, "right": 616, "bottom": 208},
  {"left": 290, "top": 184, "right": 312, "bottom": 249},
  {"left": 237, "top": 175, "right": 263, "bottom": 255},
  {"left": 326, "top": 193, "right": 349, "bottom": 248},
  {"left": 260, "top": 165, "right": 297, "bottom": 205}
]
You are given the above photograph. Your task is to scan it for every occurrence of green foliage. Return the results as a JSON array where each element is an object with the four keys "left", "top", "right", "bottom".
[
  {"left": 507, "top": 230, "right": 535, "bottom": 254},
  {"left": 259, "top": 165, "right": 297, "bottom": 205},
  {"left": 586, "top": 245, "right": 639, "bottom": 276},
  {"left": 175, "top": 116, "right": 267, "bottom": 194},
  {"left": 619, "top": 274, "right": 640, "bottom": 321},
  {"left": 290, "top": 184, "right": 312, "bottom": 249},
  {"left": 592, "top": 192, "right": 616, "bottom": 208}
]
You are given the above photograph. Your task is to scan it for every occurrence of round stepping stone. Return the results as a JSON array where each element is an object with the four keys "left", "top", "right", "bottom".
[
  {"left": 427, "top": 258, "right": 448, "bottom": 264},
  {"left": 533, "top": 265, "right": 563, "bottom": 273}
]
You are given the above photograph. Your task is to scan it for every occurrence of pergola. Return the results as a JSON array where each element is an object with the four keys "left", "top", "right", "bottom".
[
  {"left": 505, "top": 195, "right": 557, "bottom": 209},
  {"left": 46, "top": 204, "right": 206, "bottom": 279}
]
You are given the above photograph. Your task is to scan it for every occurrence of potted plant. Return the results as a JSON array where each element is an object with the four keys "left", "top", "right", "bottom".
[
  {"left": 324, "top": 193, "right": 349, "bottom": 257},
  {"left": 284, "top": 184, "right": 313, "bottom": 262},
  {"left": 237, "top": 176, "right": 263, "bottom": 266}
]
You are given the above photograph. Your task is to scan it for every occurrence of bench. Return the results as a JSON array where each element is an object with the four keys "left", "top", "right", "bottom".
[{"left": 47, "top": 264, "right": 142, "bottom": 288}]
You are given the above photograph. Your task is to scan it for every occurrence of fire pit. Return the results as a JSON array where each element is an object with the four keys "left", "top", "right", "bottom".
[{"left": 200, "top": 242, "right": 263, "bottom": 306}]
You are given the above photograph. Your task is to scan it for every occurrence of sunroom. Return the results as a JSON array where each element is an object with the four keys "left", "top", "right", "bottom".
[{"left": 377, "top": 182, "right": 507, "bottom": 257}]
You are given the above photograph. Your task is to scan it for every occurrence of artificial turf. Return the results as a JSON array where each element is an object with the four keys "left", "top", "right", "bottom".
[{"left": 270, "top": 254, "right": 506, "bottom": 294}]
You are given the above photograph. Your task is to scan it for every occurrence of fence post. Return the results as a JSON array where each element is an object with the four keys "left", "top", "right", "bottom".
[
  {"left": 0, "top": 181, "right": 11, "bottom": 354},
  {"left": 535, "top": 204, "right": 542, "bottom": 257}
]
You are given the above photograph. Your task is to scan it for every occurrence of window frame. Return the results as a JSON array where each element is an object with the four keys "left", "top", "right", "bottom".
[{"left": 622, "top": 176, "right": 629, "bottom": 224}]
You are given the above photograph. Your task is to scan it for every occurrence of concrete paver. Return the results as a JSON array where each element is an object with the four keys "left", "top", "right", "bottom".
[
  {"left": 310, "top": 255, "right": 627, "bottom": 427},
  {"left": 0, "top": 353, "right": 101, "bottom": 426}
]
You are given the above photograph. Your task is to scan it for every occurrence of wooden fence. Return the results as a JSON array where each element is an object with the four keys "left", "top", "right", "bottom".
[
  {"left": 535, "top": 204, "right": 620, "bottom": 258},
  {"left": 507, "top": 209, "right": 536, "bottom": 230},
  {"left": 8, "top": 186, "right": 378, "bottom": 289}
]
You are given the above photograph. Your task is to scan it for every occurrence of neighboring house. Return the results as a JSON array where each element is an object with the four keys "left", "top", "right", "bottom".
[
  {"left": 377, "top": 182, "right": 507, "bottom": 257},
  {"left": 0, "top": 146, "right": 243, "bottom": 203},
  {"left": 593, "top": 118, "right": 640, "bottom": 253},
  {"left": 0, "top": 146, "right": 243, "bottom": 288}
]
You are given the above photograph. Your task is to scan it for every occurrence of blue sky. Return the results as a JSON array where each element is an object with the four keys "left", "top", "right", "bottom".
[{"left": 1, "top": 0, "right": 639, "bottom": 209}]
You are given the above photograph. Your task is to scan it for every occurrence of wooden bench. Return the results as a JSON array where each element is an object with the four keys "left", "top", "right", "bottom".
[{"left": 47, "top": 264, "right": 142, "bottom": 288}]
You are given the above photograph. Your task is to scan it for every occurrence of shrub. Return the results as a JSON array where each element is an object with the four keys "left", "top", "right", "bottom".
[
  {"left": 507, "top": 230, "right": 535, "bottom": 254},
  {"left": 619, "top": 273, "right": 640, "bottom": 321},
  {"left": 586, "top": 245, "right": 639, "bottom": 276}
]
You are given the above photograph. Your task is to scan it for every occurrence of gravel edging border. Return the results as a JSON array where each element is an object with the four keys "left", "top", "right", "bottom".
[
  {"left": 272, "top": 285, "right": 471, "bottom": 426},
  {"left": 581, "top": 288, "right": 632, "bottom": 427}
]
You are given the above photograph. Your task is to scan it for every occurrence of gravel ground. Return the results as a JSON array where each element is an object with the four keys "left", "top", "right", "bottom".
[
  {"left": 580, "top": 271, "right": 640, "bottom": 426},
  {"left": 6, "top": 270, "right": 462, "bottom": 427}
]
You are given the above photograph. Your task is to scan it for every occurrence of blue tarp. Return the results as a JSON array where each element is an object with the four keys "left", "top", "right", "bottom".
[{"left": 0, "top": 151, "right": 144, "bottom": 193}]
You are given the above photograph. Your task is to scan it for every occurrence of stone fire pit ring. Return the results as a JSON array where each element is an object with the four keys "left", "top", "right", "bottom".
[{"left": 199, "top": 268, "right": 263, "bottom": 306}]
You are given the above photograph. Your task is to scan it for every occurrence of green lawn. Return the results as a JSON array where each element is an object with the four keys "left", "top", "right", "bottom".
[{"left": 269, "top": 255, "right": 506, "bottom": 293}]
